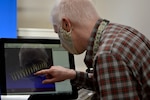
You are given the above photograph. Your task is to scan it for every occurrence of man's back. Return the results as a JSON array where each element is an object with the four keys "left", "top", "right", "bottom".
[{"left": 95, "top": 22, "right": 150, "bottom": 99}]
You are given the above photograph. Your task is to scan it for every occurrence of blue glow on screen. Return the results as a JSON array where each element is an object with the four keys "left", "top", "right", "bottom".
[{"left": 0, "top": 0, "right": 17, "bottom": 38}]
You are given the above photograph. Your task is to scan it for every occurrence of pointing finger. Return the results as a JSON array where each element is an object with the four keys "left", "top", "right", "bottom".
[{"left": 34, "top": 69, "right": 49, "bottom": 75}]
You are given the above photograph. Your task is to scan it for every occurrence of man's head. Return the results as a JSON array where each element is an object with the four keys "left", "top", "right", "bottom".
[{"left": 50, "top": 0, "right": 100, "bottom": 54}]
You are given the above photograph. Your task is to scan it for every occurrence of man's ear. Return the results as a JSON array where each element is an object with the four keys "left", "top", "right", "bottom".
[{"left": 62, "top": 18, "right": 72, "bottom": 32}]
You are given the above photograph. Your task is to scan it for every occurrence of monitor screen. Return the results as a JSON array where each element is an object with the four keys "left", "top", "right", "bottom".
[{"left": 0, "top": 38, "right": 78, "bottom": 99}]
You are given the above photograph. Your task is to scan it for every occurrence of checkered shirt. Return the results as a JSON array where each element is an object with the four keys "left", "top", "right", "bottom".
[{"left": 73, "top": 19, "right": 150, "bottom": 100}]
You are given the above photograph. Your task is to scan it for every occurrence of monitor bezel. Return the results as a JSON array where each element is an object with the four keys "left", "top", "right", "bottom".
[{"left": 0, "top": 38, "right": 78, "bottom": 99}]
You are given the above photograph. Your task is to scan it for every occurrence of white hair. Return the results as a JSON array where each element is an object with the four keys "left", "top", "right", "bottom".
[{"left": 50, "top": 0, "right": 99, "bottom": 26}]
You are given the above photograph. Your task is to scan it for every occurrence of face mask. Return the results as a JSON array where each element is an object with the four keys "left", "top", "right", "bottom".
[{"left": 58, "top": 27, "right": 79, "bottom": 54}]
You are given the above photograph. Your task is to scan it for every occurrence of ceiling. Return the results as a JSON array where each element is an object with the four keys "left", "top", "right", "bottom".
[{"left": 17, "top": 0, "right": 55, "bottom": 29}]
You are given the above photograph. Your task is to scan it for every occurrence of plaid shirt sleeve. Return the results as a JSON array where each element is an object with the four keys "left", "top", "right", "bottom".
[
  {"left": 95, "top": 53, "right": 141, "bottom": 100},
  {"left": 72, "top": 71, "right": 97, "bottom": 91}
]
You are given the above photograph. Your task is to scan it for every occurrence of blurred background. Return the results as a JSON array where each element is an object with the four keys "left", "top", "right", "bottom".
[{"left": 18, "top": 0, "right": 150, "bottom": 37}]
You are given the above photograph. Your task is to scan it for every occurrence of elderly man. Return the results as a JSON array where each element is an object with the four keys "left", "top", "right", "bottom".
[{"left": 35, "top": 0, "right": 150, "bottom": 99}]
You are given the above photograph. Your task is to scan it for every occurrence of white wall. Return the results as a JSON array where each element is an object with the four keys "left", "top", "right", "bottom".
[
  {"left": 93, "top": 0, "right": 150, "bottom": 39},
  {"left": 18, "top": 0, "right": 150, "bottom": 39}
]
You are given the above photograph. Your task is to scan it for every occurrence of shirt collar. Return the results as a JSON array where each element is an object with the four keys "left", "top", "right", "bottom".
[{"left": 84, "top": 19, "right": 103, "bottom": 68}]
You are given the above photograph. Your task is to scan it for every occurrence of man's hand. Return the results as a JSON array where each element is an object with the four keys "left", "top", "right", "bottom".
[{"left": 34, "top": 66, "right": 76, "bottom": 84}]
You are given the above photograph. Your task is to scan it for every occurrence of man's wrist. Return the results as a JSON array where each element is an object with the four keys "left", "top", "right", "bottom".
[{"left": 69, "top": 69, "right": 76, "bottom": 80}]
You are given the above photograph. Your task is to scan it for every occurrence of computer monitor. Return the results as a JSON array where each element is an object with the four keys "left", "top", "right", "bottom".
[{"left": 0, "top": 38, "right": 78, "bottom": 99}]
